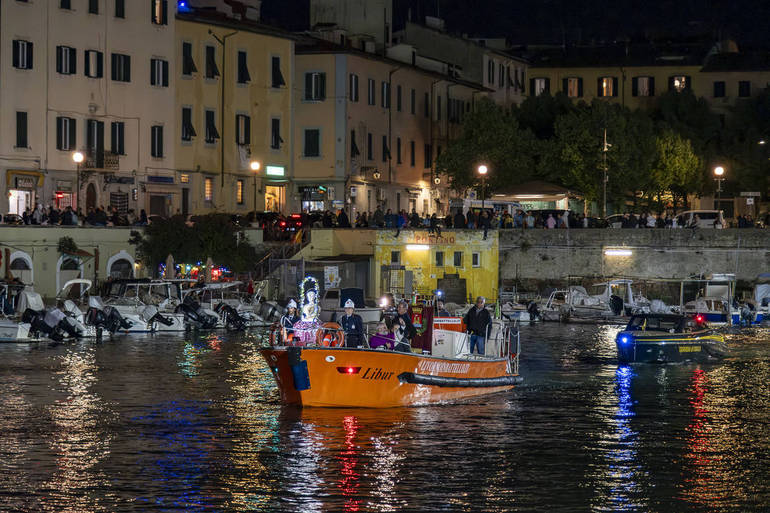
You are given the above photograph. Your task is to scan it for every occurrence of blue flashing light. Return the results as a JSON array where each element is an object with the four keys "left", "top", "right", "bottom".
[
  {"left": 620, "top": 335, "right": 630, "bottom": 344},
  {"left": 436, "top": 289, "right": 443, "bottom": 297}
]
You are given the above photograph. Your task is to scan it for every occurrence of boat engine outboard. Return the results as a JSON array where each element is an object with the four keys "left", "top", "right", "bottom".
[
  {"left": 140, "top": 305, "right": 175, "bottom": 329},
  {"left": 84, "top": 296, "right": 132, "bottom": 333},
  {"left": 178, "top": 296, "right": 218, "bottom": 329},
  {"left": 740, "top": 303, "right": 754, "bottom": 326},
  {"left": 22, "top": 307, "right": 81, "bottom": 341},
  {"left": 214, "top": 302, "right": 246, "bottom": 331},
  {"left": 526, "top": 300, "right": 540, "bottom": 321}
]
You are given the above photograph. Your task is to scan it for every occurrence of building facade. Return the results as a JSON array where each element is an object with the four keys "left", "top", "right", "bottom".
[{"left": 1, "top": 0, "right": 176, "bottom": 218}]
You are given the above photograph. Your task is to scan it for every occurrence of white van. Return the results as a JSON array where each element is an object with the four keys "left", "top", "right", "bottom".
[{"left": 675, "top": 210, "right": 725, "bottom": 228}]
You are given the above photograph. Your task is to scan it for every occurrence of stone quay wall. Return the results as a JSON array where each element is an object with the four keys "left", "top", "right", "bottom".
[{"left": 499, "top": 228, "right": 770, "bottom": 289}]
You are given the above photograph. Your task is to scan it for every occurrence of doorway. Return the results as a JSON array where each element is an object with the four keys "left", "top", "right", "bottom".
[
  {"left": 182, "top": 188, "right": 190, "bottom": 216},
  {"left": 265, "top": 185, "right": 284, "bottom": 212},
  {"left": 149, "top": 195, "right": 168, "bottom": 217},
  {"left": 8, "top": 189, "right": 33, "bottom": 215},
  {"left": 86, "top": 183, "right": 97, "bottom": 211}
]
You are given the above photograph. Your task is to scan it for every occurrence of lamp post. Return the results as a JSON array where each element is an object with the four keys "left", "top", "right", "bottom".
[
  {"left": 250, "top": 160, "right": 261, "bottom": 217},
  {"left": 73, "top": 151, "right": 84, "bottom": 211},
  {"left": 477, "top": 164, "right": 488, "bottom": 210},
  {"left": 713, "top": 165, "right": 725, "bottom": 210}
]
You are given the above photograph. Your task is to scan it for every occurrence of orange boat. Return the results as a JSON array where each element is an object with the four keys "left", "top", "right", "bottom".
[{"left": 260, "top": 320, "right": 522, "bottom": 408}]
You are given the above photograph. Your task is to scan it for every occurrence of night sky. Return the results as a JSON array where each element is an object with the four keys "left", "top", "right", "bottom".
[{"left": 261, "top": 0, "right": 770, "bottom": 50}]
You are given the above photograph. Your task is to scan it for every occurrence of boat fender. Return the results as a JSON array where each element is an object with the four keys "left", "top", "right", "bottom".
[
  {"left": 397, "top": 372, "right": 523, "bottom": 388},
  {"left": 268, "top": 322, "right": 281, "bottom": 345},
  {"left": 286, "top": 347, "right": 310, "bottom": 391}
]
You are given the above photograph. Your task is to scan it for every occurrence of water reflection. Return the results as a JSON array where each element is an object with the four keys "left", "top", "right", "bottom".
[{"left": 44, "top": 343, "right": 116, "bottom": 512}]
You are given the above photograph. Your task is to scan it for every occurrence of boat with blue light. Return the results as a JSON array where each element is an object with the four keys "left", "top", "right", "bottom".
[{"left": 615, "top": 313, "right": 727, "bottom": 363}]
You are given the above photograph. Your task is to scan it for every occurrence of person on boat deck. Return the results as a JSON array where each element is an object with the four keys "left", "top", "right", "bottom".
[
  {"left": 340, "top": 299, "right": 365, "bottom": 347},
  {"left": 464, "top": 296, "right": 491, "bottom": 355},
  {"left": 393, "top": 300, "right": 417, "bottom": 352},
  {"left": 435, "top": 298, "right": 451, "bottom": 317},
  {"left": 280, "top": 300, "right": 300, "bottom": 335},
  {"left": 369, "top": 322, "right": 395, "bottom": 350}
]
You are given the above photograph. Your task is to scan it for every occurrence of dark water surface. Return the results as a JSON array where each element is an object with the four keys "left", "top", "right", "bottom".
[{"left": 1, "top": 324, "right": 770, "bottom": 512}]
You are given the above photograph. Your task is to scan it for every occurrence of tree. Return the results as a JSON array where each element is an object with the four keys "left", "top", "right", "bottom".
[
  {"left": 436, "top": 98, "right": 538, "bottom": 194},
  {"left": 650, "top": 129, "right": 702, "bottom": 212},
  {"left": 722, "top": 87, "right": 770, "bottom": 198},
  {"left": 513, "top": 91, "right": 576, "bottom": 140}
]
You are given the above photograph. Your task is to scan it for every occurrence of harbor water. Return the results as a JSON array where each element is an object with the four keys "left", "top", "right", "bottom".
[{"left": 1, "top": 324, "right": 769, "bottom": 512}]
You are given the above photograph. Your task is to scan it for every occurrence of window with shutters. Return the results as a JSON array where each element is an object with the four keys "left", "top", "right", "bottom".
[
  {"left": 205, "top": 46, "right": 219, "bottom": 79},
  {"left": 111, "top": 121, "right": 125, "bottom": 155},
  {"left": 236, "top": 180, "right": 244, "bottom": 204},
  {"left": 368, "top": 79, "right": 376, "bottom": 105},
  {"left": 454, "top": 251, "right": 463, "bottom": 267},
  {"left": 237, "top": 51, "right": 250, "bottom": 83},
  {"left": 204, "top": 177, "right": 213, "bottom": 202},
  {"left": 303, "top": 129, "right": 320, "bottom": 157},
  {"left": 182, "top": 42, "right": 196, "bottom": 76},
  {"left": 598, "top": 77, "right": 616, "bottom": 97},
  {"left": 410, "top": 88, "right": 416, "bottom": 114},
  {"left": 85, "top": 50, "right": 103, "bottom": 78},
  {"left": 396, "top": 137, "right": 402, "bottom": 164},
  {"left": 56, "top": 46, "right": 77, "bottom": 75},
  {"left": 115, "top": 0, "right": 125, "bottom": 18},
  {"left": 271, "top": 56, "right": 285, "bottom": 87},
  {"left": 56, "top": 117, "right": 77, "bottom": 151},
  {"left": 86, "top": 119, "right": 104, "bottom": 154},
  {"left": 424, "top": 92, "right": 430, "bottom": 117},
  {"left": 270, "top": 118, "right": 282, "bottom": 149},
  {"left": 181, "top": 106, "right": 196, "bottom": 141},
  {"left": 89, "top": 0, "right": 99, "bottom": 14},
  {"left": 424, "top": 144, "right": 432, "bottom": 169},
  {"left": 487, "top": 60, "right": 494, "bottom": 84},
  {"left": 632, "top": 76, "right": 654, "bottom": 97},
  {"left": 111, "top": 53, "right": 131, "bottom": 82},
  {"left": 349, "top": 73, "right": 359, "bottom": 102},
  {"left": 205, "top": 110, "right": 219, "bottom": 144},
  {"left": 437, "top": 96, "right": 441, "bottom": 121},
  {"left": 304, "top": 72, "right": 326, "bottom": 101},
  {"left": 738, "top": 80, "right": 751, "bottom": 97},
  {"left": 713, "top": 81, "right": 726, "bottom": 98},
  {"left": 410, "top": 141, "right": 415, "bottom": 167},
  {"left": 396, "top": 85, "right": 402, "bottom": 111},
  {"left": 381, "top": 82, "right": 390, "bottom": 108},
  {"left": 367, "top": 133, "right": 373, "bottom": 161},
  {"left": 499, "top": 63, "right": 504, "bottom": 88},
  {"left": 532, "top": 77, "right": 549, "bottom": 96},
  {"left": 61, "top": 0, "right": 72, "bottom": 8},
  {"left": 472, "top": 252, "right": 480, "bottom": 267},
  {"left": 151, "top": 0, "right": 168, "bottom": 25},
  {"left": 350, "top": 130, "right": 360, "bottom": 158},
  {"left": 15, "top": 112, "right": 27, "bottom": 149},
  {"left": 435, "top": 251, "right": 444, "bottom": 267},
  {"left": 235, "top": 114, "right": 250, "bottom": 145},
  {"left": 382, "top": 135, "right": 389, "bottom": 162},
  {"left": 670, "top": 75, "right": 687, "bottom": 92},
  {"left": 150, "top": 58, "right": 169, "bottom": 87},
  {"left": 566, "top": 77, "right": 582, "bottom": 97},
  {"left": 151, "top": 126, "right": 163, "bottom": 158},
  {"left": 12, "top": 40, "right": 33, "bottom": 70}
]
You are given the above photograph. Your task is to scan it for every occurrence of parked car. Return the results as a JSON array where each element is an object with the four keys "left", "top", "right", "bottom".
[
  {"left": 3, "top": 214, "right": 23, "bottom": 225},
  {"left": 675, "top": 210, "right": 725, "bottom": 228},
  {"left": 605, "top": 214, "right": 625, "bottom": 229}
]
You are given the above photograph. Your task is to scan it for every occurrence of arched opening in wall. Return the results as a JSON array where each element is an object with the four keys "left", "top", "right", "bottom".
[
  {"left": 86, "top": 183, "right": 97, "bottom": 212},
  {"left": 9, "top": 257, "right": 33, "bottom": 285},
  {"left": 57, "top": 255, "right": 83, "bottom": 294},
  {"left": 109, "top": 259, "right": 133, "bottom": 279}
]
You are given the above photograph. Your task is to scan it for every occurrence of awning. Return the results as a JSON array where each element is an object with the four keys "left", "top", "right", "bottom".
[{"left": 6, "top": 170, "right": 44, "bottom": 187}]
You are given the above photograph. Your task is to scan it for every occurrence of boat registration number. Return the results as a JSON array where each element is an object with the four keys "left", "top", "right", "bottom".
[{"left": 678, "top": 345, "right": 701, "bottom": 353}]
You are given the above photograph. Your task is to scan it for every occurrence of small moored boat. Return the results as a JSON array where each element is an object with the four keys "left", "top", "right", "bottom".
[{"left": 615, "top": 313, "right": 727, "bottom": 363}]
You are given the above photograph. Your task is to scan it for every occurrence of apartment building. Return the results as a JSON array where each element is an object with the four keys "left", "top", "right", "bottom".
[
  {"left": 175, "top": 5, "right": 294, "bottom": 215},
  {"left": 0, "top": 0, "right": 176, "bottom": 216},
  {"left": 293, "top": 34, "right": 484, "bottom": 217}
]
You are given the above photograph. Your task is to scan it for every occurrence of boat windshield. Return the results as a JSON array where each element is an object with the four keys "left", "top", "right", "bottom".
[{"left": 627, "top": 316, "right": 683, "bottom": 332}]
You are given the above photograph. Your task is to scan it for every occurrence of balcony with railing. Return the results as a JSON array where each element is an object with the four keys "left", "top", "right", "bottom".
[{"left": 84, "top": 150, "right": 120, "bottom": 171}]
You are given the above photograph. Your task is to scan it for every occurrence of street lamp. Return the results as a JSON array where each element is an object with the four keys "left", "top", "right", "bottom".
[
  {"left": 250, "top": 160, "right": 261, "bottom": 217},
  {"left": 477, "top": 164, "right": 488, "bottom": 210},
  {"left": 713, "top": 165, "right": 725, "bottom": 210},
  {"left": 73, "top": 151, "right": 84, "bottom": 211}
]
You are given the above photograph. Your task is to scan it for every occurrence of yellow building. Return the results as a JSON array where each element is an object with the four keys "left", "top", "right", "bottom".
[
  {"left": 293, "top": 34, "right": 485, "bottom": 217},
  {"left": 526, "top": 43, "right": 770, "bottom": 112},
  {"left": 174, "top": 12, "right": 294, "bottom": 216},
  {"left": 374, "top": 230, "right": 499, "bottom": 303}
]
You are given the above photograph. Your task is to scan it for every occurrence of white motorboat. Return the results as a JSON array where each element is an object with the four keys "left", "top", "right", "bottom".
[
  {"left": 560, "top": 280, "right": 651, "bottom": 322},
  {"left": 319, "top": 288, "right": 382, "bottom": 323},
  {"left": 184, "top": 281, "right": 270, "bottom": 329},
  {"left": 682, "top": 274, "right": 737, "bottom": 326},
  {"left": 0, "top": 282, "right": 35, "bottom": 342},
  {"left": 56, "top": 279, "right": 133, "bottom": 337},
  {"left": 104, "top": 280, "right": 187, "bottom": 332}
]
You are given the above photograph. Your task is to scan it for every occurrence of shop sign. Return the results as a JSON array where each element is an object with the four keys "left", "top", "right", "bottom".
[
  {"left": 265, "top": 166, "right": 285, "bottom": 177},
  {"left": 56, "top": 180, "right": 73, "bottom": 192},
  {"left": 147, "top": 176, "right": 174, "bottom": 184},
  {"left": 15, "top": 177, "right": 36, "bottom": 189}
]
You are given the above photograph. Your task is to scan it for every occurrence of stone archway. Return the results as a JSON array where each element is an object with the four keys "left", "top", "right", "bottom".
[
  {"left": 86, "top": 183, "right": 97, "bottom": 212},
  {"left": 107, "top": 250, "right": 135, "bottom": 279},
  {"left": 8, "top": 250, "right": 33, "bottom": 285}
]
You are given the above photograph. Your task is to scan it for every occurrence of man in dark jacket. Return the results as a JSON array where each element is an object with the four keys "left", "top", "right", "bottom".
[
  {"left": 393, "top": 300, "right": 416, "bottom": 352},
  {"left": 340, "top": 299, "right": 364, "bottom": 347},
  {"left": 453, "top": 211, "right": 466, "bottom": 229},
  {"left": 463, "top": 296, "right": 491, "bottom": 355}
]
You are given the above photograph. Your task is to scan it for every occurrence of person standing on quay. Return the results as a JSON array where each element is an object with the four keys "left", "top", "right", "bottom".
[{"left": 464, "top": 296, "right": 491, "bottom": 355}]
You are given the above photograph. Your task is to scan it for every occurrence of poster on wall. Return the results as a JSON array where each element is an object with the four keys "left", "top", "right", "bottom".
[{"left": 324, "top": 266, "right": 340, "bottom": 289}]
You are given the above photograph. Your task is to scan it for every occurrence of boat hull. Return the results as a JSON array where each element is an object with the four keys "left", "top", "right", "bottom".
[
  {"left": 616, "top": 331, "right": 727, "bottom": 363},
  {"left": 260, "top": 347, "right": 520, "bottom": 407}
]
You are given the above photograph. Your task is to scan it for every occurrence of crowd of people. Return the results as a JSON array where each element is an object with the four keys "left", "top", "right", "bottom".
[{"left": 1, "top": 204, "right": 150, "bottom": 227}]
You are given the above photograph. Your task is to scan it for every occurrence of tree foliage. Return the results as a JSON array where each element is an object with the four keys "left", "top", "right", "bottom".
[{"left": 129, "top": 214, "right": 263, "bottom": 275}]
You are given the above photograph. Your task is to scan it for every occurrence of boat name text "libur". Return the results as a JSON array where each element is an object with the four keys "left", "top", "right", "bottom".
[
  {"left": 417, "top": 361, "right": 471, "bottom": 374},
  {"left": 361, "top": 368, "right": 395, "bottom": 380}
]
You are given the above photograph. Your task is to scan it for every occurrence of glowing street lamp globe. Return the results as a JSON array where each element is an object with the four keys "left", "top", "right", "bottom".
[
  {"left": 714, "top": 166, "right": 724, "bottom": 177},
  {"left": 72, "top": 151, "right": 84, "bottom": 164}
]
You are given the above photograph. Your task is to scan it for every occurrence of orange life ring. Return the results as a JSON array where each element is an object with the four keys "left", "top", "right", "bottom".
[
  {"left": 268, "top": 322, "right": 281, "bottom": 346},
  {"left": 316, "top": 322, "right": 345, "bottom": 347}
]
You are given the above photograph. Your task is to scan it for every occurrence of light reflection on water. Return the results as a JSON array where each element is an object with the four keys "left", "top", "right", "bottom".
[{"left": 0, "top": 326, "right": 768, "bottom": 511}]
